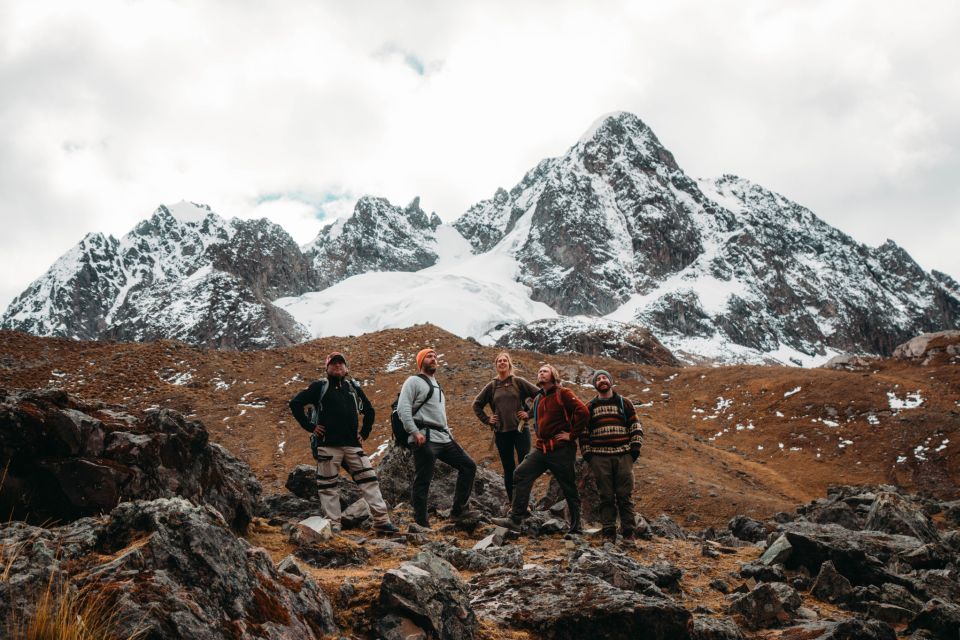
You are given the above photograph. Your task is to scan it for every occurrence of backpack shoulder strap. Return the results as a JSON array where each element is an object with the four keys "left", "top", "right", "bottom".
[{"left": 411, "top": 374, "right": 435, "bottom": 416}]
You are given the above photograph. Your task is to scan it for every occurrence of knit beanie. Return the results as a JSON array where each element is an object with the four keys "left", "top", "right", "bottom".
[
  {"left": 416, "top": 348, "right": 436, "bottom": 371},
  {"left": 592, "top": 369, "right": 613, "bottom": 388}
]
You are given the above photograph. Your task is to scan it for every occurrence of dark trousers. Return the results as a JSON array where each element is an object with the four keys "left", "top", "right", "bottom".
[
  {"left": 588, "top": 453, "right": 636, "bottom": 533},
  {"left": 494, "top": 429, "right": 531, "bottom": 501},
  {"left": 511, "top": 444, "right": 581, "bottom": 528},
  {"left": 411, "top": 440, "right": 477, "bottom": 525}
]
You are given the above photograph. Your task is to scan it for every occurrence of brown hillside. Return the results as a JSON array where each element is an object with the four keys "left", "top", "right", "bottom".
[{"left": 1, "top": 326, "right": 957, "bottom": 527}]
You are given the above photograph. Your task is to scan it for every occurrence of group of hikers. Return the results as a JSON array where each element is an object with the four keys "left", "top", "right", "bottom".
[{"left": 288, "top": 347, "right": 645, "bottom": 542}]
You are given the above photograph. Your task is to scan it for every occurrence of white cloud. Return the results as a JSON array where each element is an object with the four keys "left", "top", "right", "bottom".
[{"left": 1, "top": 0, "right": 959, "bottom": 308}]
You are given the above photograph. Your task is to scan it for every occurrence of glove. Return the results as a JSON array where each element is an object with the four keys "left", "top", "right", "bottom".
[
  {"left": 583, "top": 453, "right": 593, "bottom": 463},
  {"left": 630, "top": 449, "right": 640, "bottom": 462}
]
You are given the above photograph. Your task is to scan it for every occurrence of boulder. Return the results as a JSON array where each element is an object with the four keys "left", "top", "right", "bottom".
[
  {"left": 285, "top": 465, "right": 362, "bottom": 508},
  {"left": 777, "top": 521, "right": 922, "bottom": 586},
  {"left": 728, "top": 515, "right": 767, "bottom": 542},
  {"left": 892, "top": 331, "right": 960, "bottom": 360},
  {"left": 906, "top": 598, "right": 960, "bottom": 640},
  {"left": 758, "top": 534, "right": 792, "bottom": 565},
  {"left": 0, "top": 389, "right": 260, "bottom": 532},
  {"left": 292, "top": 516, "right": 333, "bottom": 544},
  {"left": 650, "top": 514, "right": 687, "bottom": 540},
  {"left": 779, "top": 619, "right": 896, "bottom": 639},
  {"left": 728, "top": 582, "right": 801, "bottom": 630},
  {"left": 810, "top": 560, "right": 853, "bottom": 604},
  {"left": 378, "top": 552, "right": 477, "bottom": 640},
  {"left": 691, "top": 616, "right": 745, "bottom": 640},
  {"left": 864, "top": 492, "right": 942, "bottom": 544},
  {"left": 377, "top": 445, "right": 507, "bottom": 516},
  {"left": 469, "top": 566, "right": 691, "bottom": 640},
  {"left": 0, "top": 497, "right": 336, "bottom": 638},
  {"left": 567, "top": 547, "right": 669, "bottom": 597},
  {"left": 740, "top": 562, "right": 786, "bottom": 584},
  {"left": 421, "top": 541, "right": 523, "bottom": 572}
]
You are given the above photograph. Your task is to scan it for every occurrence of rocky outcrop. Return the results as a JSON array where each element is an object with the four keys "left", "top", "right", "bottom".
[
  {"left": 728, "top": 582, "right": 802, "bottom": 630},
  {"left": 378, "top": 552, "right": 477, "bottom": 640},
  {"left": 495, "top": 317, "right": 680, "bottom": 366},
  {"left": 376, "top": 445, "right": 507, "bottom": 516},
  {"left": 0, "top": 389, "right": 260, "bottom": 531},
  {"left": 469, "top": 565, "right": 691, "bottom": 640},
  {"left": 892, "top": 330, "right": 960, "bottom": 363},
  {"left": 0, "top": 498, "right": 337, "bottom": 639},
  {"left": 306, "top": 196, "right": 443, "bottom": 289}
]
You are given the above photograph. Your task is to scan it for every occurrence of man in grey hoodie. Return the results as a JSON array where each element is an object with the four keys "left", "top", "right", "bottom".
[{"left": 397, "top": 347, "right": 477, "bottom": 529}]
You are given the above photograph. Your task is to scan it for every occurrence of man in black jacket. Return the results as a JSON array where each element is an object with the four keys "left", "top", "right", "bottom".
[{"left": 289, "top": 352, "right": 397, "bottom": 534}]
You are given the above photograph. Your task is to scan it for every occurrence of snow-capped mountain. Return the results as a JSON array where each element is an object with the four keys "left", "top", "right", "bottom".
[
  {"left": 4, "top": 113, "right": 959, "bottom": 363},
  {"left": 454, "top": 112, "right": 960, "bottom": 361},
  {"left": 305, "top": 196, "right": 443, "bottom": 289},
  {"left": 1, "top": 202, "right": 311, "bottom": 349}
]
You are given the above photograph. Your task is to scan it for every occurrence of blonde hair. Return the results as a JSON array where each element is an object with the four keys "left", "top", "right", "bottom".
[
  {"left": 538, "top": 363, "right": 562, "bottom": 385},
  {"left": 494, "top": 351, "right": 515, "bottom": 376}
]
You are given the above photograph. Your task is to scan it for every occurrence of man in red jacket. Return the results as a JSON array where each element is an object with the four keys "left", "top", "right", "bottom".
[{"left": 493, "top": 364, "right": 589, "bottom": 534}]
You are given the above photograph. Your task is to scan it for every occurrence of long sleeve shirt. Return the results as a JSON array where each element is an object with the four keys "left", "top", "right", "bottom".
[
  {"left": 532, "top": 385, "right": 589, "bottom": 449},
  {"left": 396, "top": 374, "right": 452, "bottom": 444},
  {"left": 288, "top": 376, "right": 374, "bottom": 446},
  {"left": 472, "top": 375, "right": 540, "bottom": 433}
]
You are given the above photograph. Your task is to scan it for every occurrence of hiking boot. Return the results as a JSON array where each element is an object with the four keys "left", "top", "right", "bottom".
[
  {"left": 450, "top": 507, "right": 481, "bottom": 520},
  {"left": 601, "top": 528, "right": 617, "bottom": 543},
  {"left": 620, "top": 528, "right": 635, "bottom": 540},
  {"left": 566, "top": 522, "right": 584, "bottom": 536},
  {"left": 373, "top": 522, "right": 400, "bottom": 535},
  {"left": 408, "top": 522, "right": 433, "bottom": 534},
  {"left": 491, "top": 516, "right": 522, "bottom": 532}
]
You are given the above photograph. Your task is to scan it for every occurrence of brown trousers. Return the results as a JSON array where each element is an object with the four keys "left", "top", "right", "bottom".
[{"left": 588, "top": 452, "right": 636, "bottom": 533}]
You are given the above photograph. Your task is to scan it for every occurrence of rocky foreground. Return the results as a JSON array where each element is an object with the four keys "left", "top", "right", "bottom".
[{"left": 2, "top": 389, "right": 959, "bottom": 639}]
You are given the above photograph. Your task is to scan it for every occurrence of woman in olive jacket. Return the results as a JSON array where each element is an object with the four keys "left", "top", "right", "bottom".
[{"left": 472, "top": 351, "right": 540, "bottom": 502}]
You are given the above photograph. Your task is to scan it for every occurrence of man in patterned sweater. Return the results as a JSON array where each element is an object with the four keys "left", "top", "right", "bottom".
[{"left": 582, "top": 369, "right": 644, "bottom": 542}]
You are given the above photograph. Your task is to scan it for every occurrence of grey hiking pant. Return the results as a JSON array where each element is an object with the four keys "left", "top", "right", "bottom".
[
  {"left": 511, "top": 445, "right": 581, "bottom": 528},
  {"left": 588, "top": 452, "right": 636, "bottom": 533},
  {"left": 316, "top": 446, "right": 390, "bottom": 528}
]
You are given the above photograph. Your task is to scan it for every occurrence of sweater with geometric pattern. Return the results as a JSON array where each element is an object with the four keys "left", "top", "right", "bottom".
[{"left": 582, "top": 393, "right": 644, "bottom": 457}]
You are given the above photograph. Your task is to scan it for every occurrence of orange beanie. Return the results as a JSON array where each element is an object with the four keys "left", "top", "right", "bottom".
[{"left": 416, "top": 348, "right": 435, "bottom": 370}]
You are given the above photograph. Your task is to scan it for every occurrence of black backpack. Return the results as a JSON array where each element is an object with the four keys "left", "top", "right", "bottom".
[{"left": 390, "top": 374, "right": 436, "bottom": 448}]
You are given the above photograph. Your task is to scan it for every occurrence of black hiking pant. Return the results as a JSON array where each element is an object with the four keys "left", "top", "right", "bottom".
[
  {"left": 411, "top": 440, "right": 477, "bottom": 526},
  {"left": 494, "top": 429, "right": 531, "bottom": 501},
  {"left": 510, "top": 444, "right": 581, "bottom": 529}
]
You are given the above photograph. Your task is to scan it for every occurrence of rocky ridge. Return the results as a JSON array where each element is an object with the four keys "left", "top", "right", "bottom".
[{"left": 454, "top": 112, "right": 960, "bottom": 360}]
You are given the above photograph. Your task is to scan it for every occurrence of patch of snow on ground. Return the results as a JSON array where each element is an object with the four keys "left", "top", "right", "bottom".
[
  {"left": 384, "top": 351, "right": 407, "bottom": 373},
  {"left": 887, "top": 390, "right": 924, "bottom": 410},
  {"left": 277, "top": 441, "right": 286, "bottom": 455},
  {"left": 867, "top": 414, "right": 879, "bottom": 425},
  {"left": 822, "top": 419, "right": 839, "bottom": 427},
  {"left": 784, "top": 387, "right": 801, "bottom": 398}
]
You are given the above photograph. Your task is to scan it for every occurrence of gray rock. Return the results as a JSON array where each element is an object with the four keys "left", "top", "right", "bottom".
[
  {"left": 690, "top": 616, "right": 744, "bottom": 640},
  {"left": 650, "top": 514, "right": 687, "bottom": 540},
  {"left": 379, "top": 552, "right": 477, "bottom": 640},
  {"left": 739, "top": 562, "right": 786, "bottom": 583},
  {"left": 568, "top": 547, "right": 668, "bottom": 597},
  {"left": 906, "top": 598, "right": 960, "bottom": 640},
  {"left": 377, "top": 445, "right": 506, "bottom": 517},
  {"left": 759, "top": 534, "right": 792, "bottom": 565},
  {"left": 421, "top": 541, "right": 523, "bottom": 572},
  {"left": 0, "top": 390, "right": 260, "bottom": 532},
  {"left": 728, "top": 582, "right": 802, "bottom": 630},
  {"left": 469, "top": 565, "right": 691, "bottom": 640},
  {"left": 865, "top": 492, "right": 942, "bottom": 544},
  {"left": 728, "top": 515, "right": 767, "bottom": 542},
  {"left": 0, "top": 497, "right": 336, "bottom": 639},
  {"left": 810, "top": 560, "right": 853, "bottom": 604}
]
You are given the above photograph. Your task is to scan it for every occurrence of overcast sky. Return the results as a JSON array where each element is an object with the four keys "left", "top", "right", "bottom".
[{"left": 2, "top": 1, "right": 958, "bottom": 308}]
